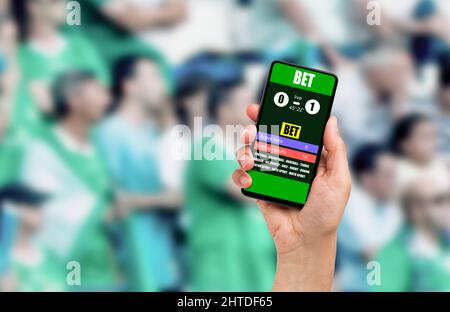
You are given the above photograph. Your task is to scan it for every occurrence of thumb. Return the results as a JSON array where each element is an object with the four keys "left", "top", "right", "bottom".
[{"left": 322, "top": 116, "right": 349, "bottom": 180}]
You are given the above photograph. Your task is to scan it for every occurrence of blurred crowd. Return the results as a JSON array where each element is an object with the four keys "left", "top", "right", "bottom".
[{"left": 0, "top": 0, "right": 449, "bottom": 292}]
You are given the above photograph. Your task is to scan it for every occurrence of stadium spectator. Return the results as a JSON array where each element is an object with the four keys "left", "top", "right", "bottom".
[
  {"left": 435, "top": 55, "right": 450, "bottom": 154},
  {"left": 20, "top": 71, "right": 117, "bottom": 291},
  {"left": 333, "top": 46, "right": 416, "bottom": 154},
  {"left": 185, "top": 76, "right": 276, "bottom": 291},
  {"left": 376, "top": 172, "right": 450, "bottom": 291},
  {"left": 390, "top": 113, "right": 450, "bottom": 193},
  {"left": 96, "top": 55, "right": 182, "bottom": 291},
  {"left": 76, "top": 0, "right": 187, "bottom": 91},
  {"left": 338, "top": 144, "right": 403, "bottom": 291},
  {"left": 0, "top": 184, "right": 62, "bottom": 292},
  {"left": 11, "top": 0, "right": 108, "bottom": 134}
]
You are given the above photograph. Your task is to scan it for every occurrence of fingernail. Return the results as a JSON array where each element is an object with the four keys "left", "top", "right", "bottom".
[
  {"left": 240, "top": 176, "right": 249, "bottom": 187},
  {"left": 334, "top": 117, "right": 340, "bottom": 136},
  {"left": 239, "top": 155, "right": 248, "bottom": 168},
  {"left": 242, "top": 128, "right": 249, "bottom": 141}
]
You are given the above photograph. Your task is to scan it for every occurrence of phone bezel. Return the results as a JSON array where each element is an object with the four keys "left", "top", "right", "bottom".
[{"left": 241, "top": 60, "right": 339, "bottom": 209}]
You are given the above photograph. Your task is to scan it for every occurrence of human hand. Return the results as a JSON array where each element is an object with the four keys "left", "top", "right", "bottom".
[
  {"left": 113, "top": 191, "right": 134, "bottom": 219},
  {"left": 233, "top": 104, "right": 352, "bottom": 291}
]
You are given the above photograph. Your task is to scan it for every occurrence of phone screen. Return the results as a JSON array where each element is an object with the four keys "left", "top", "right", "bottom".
[{"left": 242, "top": 61, "right": 338, "bottom": 208}]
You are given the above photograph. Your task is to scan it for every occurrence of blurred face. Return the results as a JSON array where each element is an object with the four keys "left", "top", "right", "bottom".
[
  {"left": 0, "top": 0, "right": 9, "bottom": 11},
  {"left": 407, "top": 178, "right": 450, "bottom": 232},
  {"left": 69, "top": 80, "right": 111, "bottom": 123},
  {"left": 28, "top": 0, "right": 66, "bottom": 25},
  {"left": 0, "top": 112, "right": 8, "bottom": 139},
  {"left": 0, "top": 17, "right": 17, "bottom": 55},
  {"left": 438, "top": 86, "right": 450, "bottom": 113},
  {"left": 219, "top": 85, "right": 254, "bottom": 126},
  {"left": 366, "top": 51, "right": 414, "bottom": 98},
  {"left": 389, "top": 51, "right": 414, "bottom": 93},
  {"left": 360, "top": 154, "right": 397, "bottom": 201},
  {"left": 17, "top": 205, "right": 43, "bottom": 232},
  {"left": 401, "top": 120, "right": 438, "bottom": 164},
  {"left": 182, "top": 91, "right": 208, "bottom": 121},
  {"left": 0, "top": 108, "right": 9, "bottom": 137},
  {"left": 128, "top": 59, "right": 167, "bottom": 111}
]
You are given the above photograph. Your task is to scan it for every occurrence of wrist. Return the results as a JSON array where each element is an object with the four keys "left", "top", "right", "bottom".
[{"left": 273, "top": 233, "right": 337, "bottom": 292}]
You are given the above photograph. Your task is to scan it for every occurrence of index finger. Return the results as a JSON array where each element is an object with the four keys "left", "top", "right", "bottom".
[{"left": 246, "top": 104, "right": 260, "bottom": 123}]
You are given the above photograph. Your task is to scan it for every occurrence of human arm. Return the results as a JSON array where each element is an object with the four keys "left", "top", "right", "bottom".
[
  {"left": 232, "top": 104, "right": 352, "bottom": 291},
  {"left": 278, "top": 0, "right": 349, "bottom": 69},
  {"left": 97, "top": 0, "right": 187, "bottom": 32},
  {"left": 116, "top": 190, "right": 182, "bottom": 212},
  {"left": 0, "top": 57, "right": 18, "bottom": 117},
  {"left": 277, "top": 0, "right": 318, "bottom": 40}
]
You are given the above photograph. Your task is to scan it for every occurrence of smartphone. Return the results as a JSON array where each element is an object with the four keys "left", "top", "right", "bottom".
[{"left": 242, "top": 61, "right": 338, "bottom": 209}]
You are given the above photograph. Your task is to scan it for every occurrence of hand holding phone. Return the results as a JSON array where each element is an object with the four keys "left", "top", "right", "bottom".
[
  {"left": 242, "top": 61, "right": 341, "bottom": 208},
  {"left": 234, "top": 102, "right": 351, "bottom": 247},
  {"left": 232, "top": 105, "right": 351, "bottom": 291},
  {"left": 233, "top": 62, "right": 351, "bottom": 291}
]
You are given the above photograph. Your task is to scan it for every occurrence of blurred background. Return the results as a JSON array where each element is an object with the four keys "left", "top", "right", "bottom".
[{"left": 0, "top": 0, "right": 449, "bottom": 292}]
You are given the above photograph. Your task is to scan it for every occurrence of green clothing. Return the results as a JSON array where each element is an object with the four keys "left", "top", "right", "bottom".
[
  {"left": 248, "top": 0, "right": 297, "bottom": 51},
  {"left": 185, "top": 139, "right": 275, "bottom": 291},
  {"left": 0, "top": 132, "right": 27, "bottom": 187},
  {"left": 20, "top": 126, "right": 117, "bottom": 290},
  {"left": 374, "top": 227, "right": 450, "bottom": 292},
  {"left": 12, "top": 249, "right": 65, "bottom": 292},
  {"left": 13, "top": 33, "right": 108, "bottom": 134},
  {"left": 76, "top": 0, "right": 172, "bottom": 90}
]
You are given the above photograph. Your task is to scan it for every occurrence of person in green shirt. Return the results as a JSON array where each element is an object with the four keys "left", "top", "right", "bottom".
[
  {"left": 0, "top": 184, "right": 65, "bottom": 292},
  {"left": 0, "top": 119, "right": 24, "bottom": 284},
  {"left": 96, "top": 55, "right": 182, "bottom": 291},
  {"left": 76, "top": 0, "right": 186, "bottom": 90},
  {"left": 20, "top": 71, "right": 118, "bottom": 291},
  {"left": 0, "top": 89, "right": 22, "bottom": 188},
  {"left": 0, "top": 11, "right": 20, "bottom": 187},
  {"left": 11, "top": 0, "right": 109, "bottom": 134},
  {"left": 185, "top": 77, "right": 276, "bottom": 292},
  {"left": 0, "top": 14, "right": 22, "bottom": 279},
  {"left": 375, "top": 173, "right": 450, "bottom": 292},
  {"left": 0, "top": 96, "right": 26, "bottom": 190}
]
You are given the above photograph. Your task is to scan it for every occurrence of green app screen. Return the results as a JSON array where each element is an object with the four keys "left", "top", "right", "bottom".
[{"left": 245, "top": 62, "right": 338, "bottom": 205}]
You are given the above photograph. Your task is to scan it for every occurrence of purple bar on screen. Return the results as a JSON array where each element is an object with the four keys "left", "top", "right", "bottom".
[{"left": 256, "top": 132, "right": 319, "bottom": 154}]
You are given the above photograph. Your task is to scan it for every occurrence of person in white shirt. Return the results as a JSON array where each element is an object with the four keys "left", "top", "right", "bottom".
[
  {"left": 435, "top": 56, "right": 450, "bottom": 155},
  {"left": 338, "top": 143, "right": 403, "bottom": 291},
  {"left": 390, "top": 113, "right": 450, "bottom": 195},
  {"left": 332, "top": 45, "right": 416, "bottom": 155}
]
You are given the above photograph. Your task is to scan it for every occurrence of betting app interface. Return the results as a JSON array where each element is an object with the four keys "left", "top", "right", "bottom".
[{"left": 245, "top": 62, "right": 338, "bottom": 205}]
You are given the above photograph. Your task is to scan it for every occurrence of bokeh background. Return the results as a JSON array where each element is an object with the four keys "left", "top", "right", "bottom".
[{"left": 0, "top": 0, "right": 450, "bottom": 292}]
